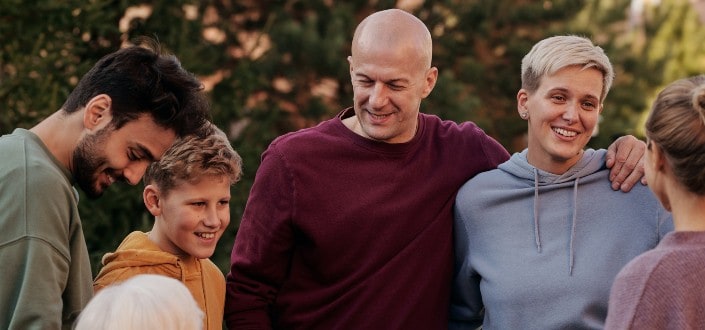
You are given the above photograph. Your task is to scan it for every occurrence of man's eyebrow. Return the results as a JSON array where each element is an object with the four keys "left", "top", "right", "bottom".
[
  {"left": 136, "top": 144, "right": 157, "bottom": 162},
  {"left": 386, "top": 78, "right": 409, "bottom": 85},
  {"left": 353, "top": 72, "right": 371, "bottom": 79},
  {"left": 354, "top": 73, "right": 409, "bottom": 85}
]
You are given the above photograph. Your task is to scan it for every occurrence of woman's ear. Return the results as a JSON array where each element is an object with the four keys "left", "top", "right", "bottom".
[
  {"left": 143, "top": 184, "right": 162, "bottom": 216},
  {"left": 649, "top": 141, "right": 667, "bottom": 173},
  {"left": 517, "top": 89, "right": 530, "bottom": 119}
]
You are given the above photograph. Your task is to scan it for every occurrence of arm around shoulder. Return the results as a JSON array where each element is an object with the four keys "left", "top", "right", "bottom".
[{"left": 475, "top": 127, "right": 510, "bottom": 170}]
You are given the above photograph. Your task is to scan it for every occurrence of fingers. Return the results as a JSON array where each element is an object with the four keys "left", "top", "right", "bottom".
[
  {"left": 607, "top": 136, "right": 630, "bottom": 184},
  {"left": 605, "top": 138, "right": 618, "bottom": 169},
  {"left": 607, "top": 135, "right": 647, "bottom": 191},
  {"left": 616, "top": 157, "right": 645, "bottom": 192}
]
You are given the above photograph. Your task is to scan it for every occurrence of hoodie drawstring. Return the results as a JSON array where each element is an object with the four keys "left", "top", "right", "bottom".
[
  {"left": 532, "top": 168, "right": 580, "bottom": 275},
  {"left": 533, "top": 168, "right": 541, "bottom": 253},
  {"left": 569, "top": 178, "right": 579, "bottom": 276}
]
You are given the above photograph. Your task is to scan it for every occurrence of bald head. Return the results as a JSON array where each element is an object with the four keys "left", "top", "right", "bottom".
[
  {"left": 352, "top": 9, "right": 433, "bottom": 69},
  {"left": 346, "top": 9, "right": 438, "bottom": 144}
]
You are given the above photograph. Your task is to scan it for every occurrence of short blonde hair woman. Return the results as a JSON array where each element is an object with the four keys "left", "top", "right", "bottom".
[{"left": 451, "top": 35, "right": 672, "bottom": 329}]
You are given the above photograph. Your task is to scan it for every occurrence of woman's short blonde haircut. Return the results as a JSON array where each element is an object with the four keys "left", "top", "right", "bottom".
[
  {"left": 75, "top": 274, "right": 204, "bottom": 330},
  {"left": 645, "top": 74, "right": 705, "bottom": 195},
  {"left": 521, "top": 35, "right": 615, "bottom": 103}
]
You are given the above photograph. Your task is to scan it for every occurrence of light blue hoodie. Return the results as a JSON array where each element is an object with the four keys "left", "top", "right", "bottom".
[{"left": 450, "top": 149, "right": 673, "bottom": 330}]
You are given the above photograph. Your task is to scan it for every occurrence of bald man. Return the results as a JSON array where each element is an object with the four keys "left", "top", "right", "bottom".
[{"left": 224, "top": 9, "right": 645, "bottom": 329}]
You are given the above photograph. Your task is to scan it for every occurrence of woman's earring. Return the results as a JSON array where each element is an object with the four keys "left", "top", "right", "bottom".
[{"left": 520, "top": 112, "right": 528, "bottom": 119}]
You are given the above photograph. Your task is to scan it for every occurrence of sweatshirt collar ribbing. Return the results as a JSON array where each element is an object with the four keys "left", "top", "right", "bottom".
[{"left": 335, "top": 107, "right": 424, "bottom": 155}]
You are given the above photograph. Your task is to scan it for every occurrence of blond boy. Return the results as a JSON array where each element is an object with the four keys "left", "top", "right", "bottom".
[{"left": 93, "top": 125, "right": 242, "bottom": 330}]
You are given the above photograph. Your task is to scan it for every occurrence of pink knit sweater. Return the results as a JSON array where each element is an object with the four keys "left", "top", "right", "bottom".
[{"left": 605, "top": 231, "right": 705, "bottom": 329}]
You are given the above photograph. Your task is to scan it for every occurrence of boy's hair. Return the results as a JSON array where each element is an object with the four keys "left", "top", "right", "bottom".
[
  {"left": 142, "top": 123, "right": 243, "bottom": 195},
  {"left": 75, "top": 274, "right": 204, "bottom": 330},
  {"left": 61, "top": 37, "right": 210, "bottom": 137},
  {"left": 521, "top": 35, "right": 615, "bottom": 103},
  {"left": 645, "top": 74, "right": 705, "bottom": 195}
]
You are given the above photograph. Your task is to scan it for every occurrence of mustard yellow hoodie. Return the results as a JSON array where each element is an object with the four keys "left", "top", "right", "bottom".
[{"left": 93, "top": 231, "right": 224, "bottom": 330}]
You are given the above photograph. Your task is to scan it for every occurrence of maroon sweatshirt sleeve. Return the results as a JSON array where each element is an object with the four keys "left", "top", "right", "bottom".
[{"left": 225, "top": 142, "right": 292, "bottom": 329}]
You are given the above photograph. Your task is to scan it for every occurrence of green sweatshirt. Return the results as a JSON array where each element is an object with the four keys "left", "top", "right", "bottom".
[{"left": 0, "top": 129, "right": 93, "bottom": 330}]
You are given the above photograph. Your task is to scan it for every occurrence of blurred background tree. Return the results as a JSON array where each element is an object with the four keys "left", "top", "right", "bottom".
[{"left": 2, "top": 0, "right": 704, "bottom": 274}]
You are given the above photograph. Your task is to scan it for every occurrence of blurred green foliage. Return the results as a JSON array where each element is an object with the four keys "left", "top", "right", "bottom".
[{"left": 2, "top": 0, "right": 705, "bottom": 275}]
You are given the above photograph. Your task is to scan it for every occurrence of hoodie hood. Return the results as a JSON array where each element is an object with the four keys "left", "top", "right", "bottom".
[
  {"left": 97, "top": 231, "right": 196, "bottom": 282},
  {"left": 94, "top": 231, "right": 226, "bottom": 330},
  {"left": 498, "top": 148, "right": 606, "bottom": 184},
  {"left": 498, "top": 148, "right": 607, "bottom": 275}
]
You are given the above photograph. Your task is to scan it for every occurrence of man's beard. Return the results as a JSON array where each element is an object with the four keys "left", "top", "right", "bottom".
[{"left": 72, "top": 127, "right": 113, "bottom": 199}]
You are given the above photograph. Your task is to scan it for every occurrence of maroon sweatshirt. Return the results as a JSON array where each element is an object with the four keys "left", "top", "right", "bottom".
[{"left": 225, "top": 108, "right": 509, "bottom": 329}]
